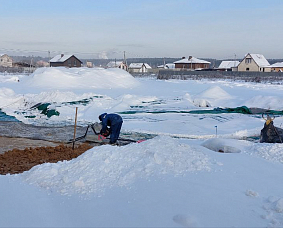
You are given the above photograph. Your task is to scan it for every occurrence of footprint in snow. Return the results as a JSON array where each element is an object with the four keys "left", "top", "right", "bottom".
[{"left": 173, "top": 214, "right": 200, "bottom": 227}]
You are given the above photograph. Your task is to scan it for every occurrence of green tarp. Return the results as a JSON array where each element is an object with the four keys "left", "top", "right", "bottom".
[{"left": 119, "top": 106, "right": 283, "bottom": 115}]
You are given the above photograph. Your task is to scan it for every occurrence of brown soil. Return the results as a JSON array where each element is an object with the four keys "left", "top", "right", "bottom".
[{"left": 0, "top": 143, "right": 93, "bottom": 175}]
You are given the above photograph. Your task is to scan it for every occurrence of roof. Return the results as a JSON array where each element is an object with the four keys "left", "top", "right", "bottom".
[
  {"left": 129, "top": 63, "right": 152, "bottom": 69},
  {"left": 50, "top": 54, "right": 82, "bottom": 63},
  {"left": 270, "top": 62, "right": 283, "bottom": 68},
  {"left": 218, "top": 61, "right": 240, "bottom": 69},
  {"left": 174, "top": 57, "right": 211, "bottom": 64},
  {"left": 157, "top": 63, "right": 175, "bottom": 69},
  {"left": 246, "top": 54, "right": 270, "bottom": 67},
  {"left": 107, "top": 61, "right": 124, "bottom": 68}
]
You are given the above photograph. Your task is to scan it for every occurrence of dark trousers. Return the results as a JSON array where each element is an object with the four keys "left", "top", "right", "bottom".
[{"left": 110, "top": 122, "right": 122, "bottom": 144}]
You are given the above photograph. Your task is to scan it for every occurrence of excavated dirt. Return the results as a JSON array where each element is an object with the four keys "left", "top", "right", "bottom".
[{"left": 0, "top": 142, "right": 93, "bottom": 175}]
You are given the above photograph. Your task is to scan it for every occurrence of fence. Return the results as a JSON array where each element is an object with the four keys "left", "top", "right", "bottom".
[
  {"left": 157, "top": 70, "right": 283, "bottom": 83},
  {"left": 0, "top": 66, "right": 36, "bottom": 74}
]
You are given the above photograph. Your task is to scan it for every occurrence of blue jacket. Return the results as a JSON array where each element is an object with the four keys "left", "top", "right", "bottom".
[{"left": 99, "top": 113, "right": 123, "bottom": 133}]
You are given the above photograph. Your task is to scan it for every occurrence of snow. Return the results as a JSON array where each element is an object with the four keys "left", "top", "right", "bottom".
[
  {"left": 49, "top": 54, "right": 74, "bottom": 63},
  {"left": 271, "top": 62, "right": 283, "bottom": 67},
  {"left": 24, "top": 67, "right": 140, "bottom": 90},
  {"left": 106, "top": 61, "right": 123, "bottom": 68},
  {"left": 174, "top": 56, "right": 211, "bottom": 64},
  {"left": 218, "top": 60, "right": 240, "bottom": 69},
  {"left": 128, "top": 63, "right": 152, "bottom": 69},
  {"left": 22, "top": 136, "right": 211, "bottom": 196},
  {"left": 1, "top": 67, "right": 283, "bottom": 227},
  {"left": 248, "top": 53, "right": 270, "bottom": 67}
]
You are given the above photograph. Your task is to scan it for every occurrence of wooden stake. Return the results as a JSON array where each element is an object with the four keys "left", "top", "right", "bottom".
[{"left": 72, "top": 107, "right": 78, "bottom": 150}]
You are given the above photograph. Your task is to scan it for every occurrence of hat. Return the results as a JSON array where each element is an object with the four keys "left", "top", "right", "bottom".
[{"left": 99, "top": 113, "right": 107, "bottom": 121}]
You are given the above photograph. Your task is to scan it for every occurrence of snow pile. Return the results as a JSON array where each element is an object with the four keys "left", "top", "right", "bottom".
[
  {"left": 22, "top": 136, "right": 212, "bottom": 196},
  {"left": 198, "top": 86, "right": 232, "bottom": 100},
  {"left": 202, "top": 138, "right": 242, "bottom": 153},
  {"left": 193, "top": 98, "right": 211, "bottom": 107},
  {"left": 24, "top": 67, "right": 140, "bottom": 90},
  {"left": 0, "top": 88, "right": 23, "bottom": 108},
  {"left": 0, "top": 75, "right": 20, "bottom": 83},
  {"left": 193, "top": 86, "right": 232, "bottom": 107},
  {"left": 23, "top": 90, "right": 107, "bottom": 104},
  {"left": 244, "top": 95, "right": 283, "bottom": 110},
  {"left": 103, "top": 94, "right": 159, "bottom": 112},
  {"left": 243, "top": 143, "right": 283, "bottom": 164}
]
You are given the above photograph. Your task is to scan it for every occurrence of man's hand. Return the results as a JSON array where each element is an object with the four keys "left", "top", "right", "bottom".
[{"left": 100, "top": 128, "right": 110, "bottom": 137}]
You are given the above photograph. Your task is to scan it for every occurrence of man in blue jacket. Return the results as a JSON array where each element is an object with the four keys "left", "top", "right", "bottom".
[{"left": 99, "top": 113, "right": 123, "bottom": 144}]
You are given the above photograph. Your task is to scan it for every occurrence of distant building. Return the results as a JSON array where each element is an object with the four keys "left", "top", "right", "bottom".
[
  {"left": 270, "top": 62, "right": 283, "bottom": 72},
  {"left": 237, "top": 53, "right": 271, "bottom": 72},
  {"left": 85, "top": 62, "right": 93, "bottom": 68},
  {"left": 50, "top": 54, "right": 82, "bottom": 68},
  {"left": 13, "top": 62, "right": 36, "bottom": 72},
  {"left": 36, "top": 60, "right": 49, "bottom": 67},
  {"left": 217, "top": 61, "right": 240, "bottom": 71},
  {"left": 106, "top": 61, "right": 128, "bottom": 71},
  {"left": 157, "top": 63, "right": 175, "bottom": 69},
  {"left": 0, "top": 54, "right": 13, "bottom": 67},
  {"left": 174, "top": 56, "right": 210, "bottom": 70},
  {"left": 128, "top": 63, "right": 152, "bottom": 73}
]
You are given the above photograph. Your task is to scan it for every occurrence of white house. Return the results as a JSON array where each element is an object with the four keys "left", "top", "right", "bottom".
[
  {"left": 106, "top": 61, "right": 128, "bottom": 71},
  {"left": 128, "top": 63, "right": 152, "bottom": 73},
  {"left": 237, "top": 53, "right": 271, "bottom": 72},
  {"left": 157, "top": 63, "right": 175, "bottom": 69},
  {"left": 0, "top": 54, "right": 13, "bottom": 67},
  {"left": 218, "top": 61, "right": 240, "bottom": 71}
]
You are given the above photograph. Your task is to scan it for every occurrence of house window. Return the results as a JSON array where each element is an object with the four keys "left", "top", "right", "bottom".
[
  {"left": 245, "top": 58, "right": 252, "bottom": 64},
  {"left": 246, "top": 68, "right": 250, "bottom": 71},
  {"left": 74, "top": 60, "right": 77, "bottom": 66},
  {"left": 68, "top": 60, "right": 71, "bottom": 66}
]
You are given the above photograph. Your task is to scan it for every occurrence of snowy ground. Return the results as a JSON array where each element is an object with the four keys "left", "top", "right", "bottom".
[{"left": 1, "top": 67, "right": 283, "bottom": 227}]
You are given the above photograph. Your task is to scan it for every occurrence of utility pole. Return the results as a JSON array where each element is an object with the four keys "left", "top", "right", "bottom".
[
  {"left": 124, "top": 51, "right": 128, "bottom": 71},
  {"left": 48, "top": 51, "right": 51, "bottom": 67},
  {"left": 30, "top": 57, "right": 33, "bottom": 73}
]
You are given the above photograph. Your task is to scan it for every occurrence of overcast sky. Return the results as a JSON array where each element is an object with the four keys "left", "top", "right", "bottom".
[{"left": 1, "top": 0, "right": 283, "bottom": 59}]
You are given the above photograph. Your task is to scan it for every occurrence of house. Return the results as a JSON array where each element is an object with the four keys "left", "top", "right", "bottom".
[
  {"left": 174, "top": 56, "right": 210, "bottom": 70},
  {"left": 237, "top": 53, "right": 271, "bottom": 72},
  {"left": 36, "top": 60, "right": 49, "bottom": 67},
  {"left": 50, "top": 54, "right": 82, "bottom": 68},
  {"left": 157, "top": 63, "right": 175, "bottom": 69},
  {"left": 0, "top": 54, "right": 13, "bottom": 67},
  {"left": 86, "top": 62, "right": 93, "bottom": 68},
  {"left": 14, "top": 62, "right": 36, "bottom": 72},
  {"left": 128, "top": 63, "right": 152, "bottom": 73},
  {"left": 270, "top": 62, "right": 283, "bottom": 72},
  {"left": 217, "top": 61, "right": 240, "bottom": 71},
  {"left": 106, "top": 61, "right": 128, "bottom": 71}
]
